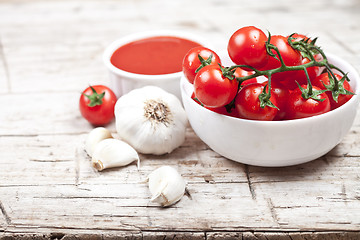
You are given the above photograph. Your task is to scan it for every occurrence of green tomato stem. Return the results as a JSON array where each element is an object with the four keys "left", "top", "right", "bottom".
[{"left": 223, "top": 33, "right": 354, "bottom": 110}]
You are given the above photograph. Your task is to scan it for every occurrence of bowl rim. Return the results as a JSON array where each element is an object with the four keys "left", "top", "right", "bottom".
[
  {"left": 181, "top": 52, "right": 360, "bottom": 125},
  {"left": 103, "top": 30, "right": 209, "bottom": 82}
]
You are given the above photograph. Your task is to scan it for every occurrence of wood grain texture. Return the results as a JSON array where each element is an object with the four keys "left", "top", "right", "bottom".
[{"left": 0, "top": 0, "right": 360, "bottom": 238}]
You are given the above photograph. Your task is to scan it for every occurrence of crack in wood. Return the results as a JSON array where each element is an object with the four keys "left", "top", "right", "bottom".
[
  {"left": 244, "top": 165, "right": 256, "bottom": 200},
  {"left": 341, "top": 184, "right": 348, "bottom": 204},
  {"left": 29, "top": 159, "right": 72, "bottom": 162},
  {"left": 0, "top": 183, "right": 74, "bottom": 188},
  {"left": 0, "top": 134, "right": 39, "bottom": 138},
  {"left": 0, "top": 132, "right": 89, "bottom": 138},
  {"left": 74, "top": 148, "right": 80, "bottom": 187},
  {"left": 8, "top": 223, "right": 143, "bottom": 232},
  {"left": 0, "top": 200, "right": 11, "bottom": 225},
  {"left": 267, "top": 198, "right": 280, "bottom": 227},
  {"left": 118, "top": 220, "right": 142, "bottom": 231}
]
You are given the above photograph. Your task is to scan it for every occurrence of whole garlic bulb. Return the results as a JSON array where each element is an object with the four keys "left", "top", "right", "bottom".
[
  {"left": 148, "top": 166, "right": 186, "bottom": 207},
  {"left": 85, "top": 127, "right": 113, "bottom": 157},
  {"left": 114, "top": 86, "right": 188, "bottom": 155},
  {"left": 92, "top": 138, "right": 140, "bottom": 171}
]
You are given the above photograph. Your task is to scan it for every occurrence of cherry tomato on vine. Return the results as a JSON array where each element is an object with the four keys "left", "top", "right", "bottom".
[
  {"left": 290, "top": 55, "right": 322, "bottom": 89},
  {"left": 261, "top": 35, "right": 302, "bottom": 86},
  {"left": 194, "top": 65, "right": 238, "bottom": 108},
  {"left": 227, "top": 26, "right": 269, "bottom": 69},
  {"left": 262, "top": 81, "right": 289, "bottom": 121},
  {"left": 191, "top": 92, "right": 237, "bottom": 117},
  {"left": 235, "top": 83, "right": 278, "bottom": 121},
  {"left": 287, "top": 33, "right": 322, "bottom": 89},
  {"left": 312, "top": 73, "right": 354, "bottom": 110},
  {"left": 290, "top": 33, "right": 308, "bottom": 41},
  {"left": 79, "top": 85, "right": 117, "bottom": 126},
  {"left": 182, "top": 46, "right": 221, "bottom": 84},
  {"left": 234, "top": 67, "right": 258, "bottom": 86},
  {"left": 285, "top": 85, "right": 330, "bottom": 120}
]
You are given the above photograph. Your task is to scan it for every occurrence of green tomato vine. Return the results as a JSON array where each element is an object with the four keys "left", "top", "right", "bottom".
[{"left": 221, "top": 32, "right": 354, "bottom": 112}]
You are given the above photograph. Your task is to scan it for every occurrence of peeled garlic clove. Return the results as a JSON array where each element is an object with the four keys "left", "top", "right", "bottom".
[
  {"left": 92, "top": 138, "right": 140, "bottom": 171},
  {"left": 148, "top": 166, "right": 186, "bottom": 207},
  {"left": 85, "top": 127, "right": 113, "bottom": 157}
]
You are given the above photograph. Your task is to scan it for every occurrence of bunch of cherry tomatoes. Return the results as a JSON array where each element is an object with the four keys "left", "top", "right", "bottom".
[{"left": 182, "top": 26, "right": 354, "bottom": 121}]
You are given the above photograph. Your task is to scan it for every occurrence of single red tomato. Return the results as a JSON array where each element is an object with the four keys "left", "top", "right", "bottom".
[
  {"left": 235, "top": 83, "right": 278, "bottom": 121},
  {"left": 262, "top": 81, "right": 289, "bottom": 121},
  {"left": 194, "top": 65, "right": 238, "bottom": 108},
  {"left": 182, "top": 46, "right": 221, "bottom": 84},
  {"left": 286, "top": 34, "right": 322, "bottom": 89},
  {"left": 290, "top": 33, "right": 309, "bottom": 41},
  {"left": 79, "top": 85, "right": 117, "bottom": 126},
  {"left": 234, "top": 67, "right": 258, "bottom": 86},
  {"left": 312, "top": 73, "right": 354, "bottom": 109},
  {"left": 285, "top": 85, "right": 330, "bottom": 120},
  {"left": 227, "top": 26, "right": 269, "bottom": 69},
  {"left": 191, "top": 92, "right": 237, "bottom": 117},
  {"left": 261, "top": 35, "right": 302, "bottom": 86},
  {"left": 289, "top": 56, "right": 322, "bottom": 89}
]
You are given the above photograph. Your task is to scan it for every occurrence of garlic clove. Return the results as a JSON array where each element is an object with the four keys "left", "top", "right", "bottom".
[
  {"left": 85, "top": 127, "right": 113, "bottom": 157},
  {"left": 92, "top": 138, "right": 140, "bottom": 171},
  {"left": 148, "top": 166, "right": 186, "bottom": 207}
]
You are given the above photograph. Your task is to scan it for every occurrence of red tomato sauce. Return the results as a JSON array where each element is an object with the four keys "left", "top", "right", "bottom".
[{"left": 110, "top": 36, "right": 201, "bottom": 75}]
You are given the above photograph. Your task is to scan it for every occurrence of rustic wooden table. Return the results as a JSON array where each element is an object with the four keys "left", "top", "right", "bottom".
[{"left": 1, "top": 0, "right": 360, "bottom": 239}]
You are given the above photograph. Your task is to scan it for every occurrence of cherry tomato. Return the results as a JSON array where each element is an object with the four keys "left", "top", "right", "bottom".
[
  {"left": 234, "top": 67, "right": 258, "bottom": 86},
  {"left": 194, "top": 65, "right": 238, "bottom": 108},
  {"left": 312, "top": 73, "right": 354, "bottom": 109},
  {"left": 182, "top": 46, "right": 221, "bottom": 84},
  {"left": 286, "top": 34, "right": 322, "bottom": 89},
  {"left": 290, "top": 33, "right": 308, "bottom": 41},
  {"left": 235, "top": 83, "right": 278, "bottom": 121},
  {"left": 262, "top": 81, "right": 289, "bottom": 121},
  {"left": 79, "top": 85, "right": 117, "bottom": 126},
  {"left": 191, "top": 92, "right": 237, "bottom": 117},
  {"left": 227, "top": 26, "right": 269, "bottom": 69},
  {"left": 261, "top": 35, "right": 302, "bottom": 86},
  {"left": 285, "top": 85, "right": 330, "bottom": 120},
  {"left": 290, "top": 56, "right": 322, "bottom": 89}
]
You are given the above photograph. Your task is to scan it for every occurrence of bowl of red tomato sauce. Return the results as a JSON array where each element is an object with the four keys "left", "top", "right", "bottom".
[
  {"left": 181, "top": 53, "right": 360, "bottom": 167},
  {"left": 103, "top": 30, "right": 208, "bottom": 99}
]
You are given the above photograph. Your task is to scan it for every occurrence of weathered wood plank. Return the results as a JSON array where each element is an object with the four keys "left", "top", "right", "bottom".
[
  {"left": 1, "top": 132, "right": 360, "bottom": 232},
  {"left": 208, "top": 231, "right": 360, "bottom": 240},
  {"left": 0, "top": 126, "right": 360, "bottom": 232},
  {"left": 0, "top": 183, "right": 275, "bottom": 231},
  {"left": 1, "top": 231, "right": 360, "bottom": 239}
]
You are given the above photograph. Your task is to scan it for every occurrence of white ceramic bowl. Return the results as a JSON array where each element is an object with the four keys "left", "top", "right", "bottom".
[
  {"left": 181, "top": 53, "right": 360, "bottom": 167},
  {"left": 103, "top": 30, "right": 208, "bottom": 100}
]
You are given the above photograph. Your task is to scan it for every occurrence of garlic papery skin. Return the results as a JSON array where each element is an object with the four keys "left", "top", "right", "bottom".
[
  {"left": 148, "top": 166, "right": 186, "bottom": 207},
  {"left": 85, "top": 127, "right": 113, "bottom": 157},
  {"left": 114, "top": 86, "right": 188, "bottom": 155},
  {"left": 92, "top": 138, "right": 140, "bottom": 171}
]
